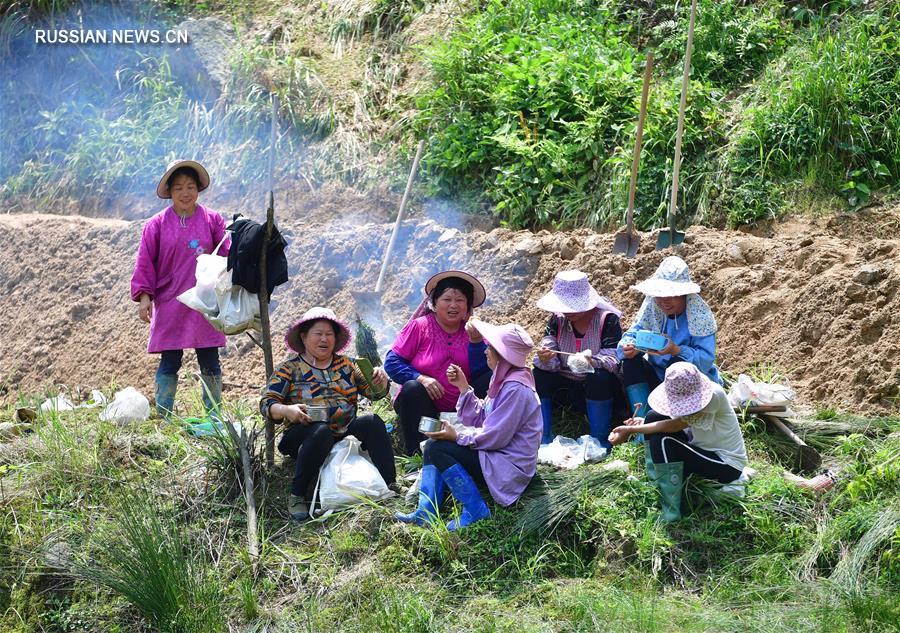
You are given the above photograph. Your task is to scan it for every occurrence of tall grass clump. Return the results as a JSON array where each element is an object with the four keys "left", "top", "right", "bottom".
[
  {"left": 77, "top": 493, "right": 224, "bottom": 633},
  {"left": 721, "top": 7, "right": 900, "bottom": 224}
]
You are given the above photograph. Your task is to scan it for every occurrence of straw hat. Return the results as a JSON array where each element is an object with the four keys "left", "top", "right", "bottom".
[
  {"left": 284, "top": 307, "right": 352, "bottom": 355},
  {"left": 537, "top": 270, "right": 607, "bottom": 314},
  {"left": 424, "top": 270, "right": 486, "bottom": 308},
  {"left": 469, "top": 319, "right": 533, "bottom": 368},
  {"left": 156, "top": 159, "right": 210, "bottom": 199},
  {"left": 632, "top": 256, "right": 701, "bottom": 297},
  {"left": 648, "top": 362, "right": 715, "bottom": 418}
]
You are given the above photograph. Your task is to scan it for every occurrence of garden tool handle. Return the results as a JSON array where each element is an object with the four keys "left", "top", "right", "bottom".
[
  {"left": 375, "top": 140, "right": 426, "bottom": 293},
  {"left": 667, "top": 0, "right": 698, "bottom": 231},
  {"left": 626, "top": 51, "right": 653, "bottom": 231}
]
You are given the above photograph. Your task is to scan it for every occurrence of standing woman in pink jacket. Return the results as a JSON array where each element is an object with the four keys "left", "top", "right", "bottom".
[{"left": 131, "top": 159, "right": 230, "bottom": 420}]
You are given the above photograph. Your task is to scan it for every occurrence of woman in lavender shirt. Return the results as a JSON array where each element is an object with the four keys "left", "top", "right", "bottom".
[{"left": 395, "top": 320, "right": 542, "bottom": 531}]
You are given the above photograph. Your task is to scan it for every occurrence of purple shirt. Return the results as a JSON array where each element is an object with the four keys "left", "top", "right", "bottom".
[
  {"left": 455, "top": 381, "right": 542, "bottom": 506},
  {"left": 391, "top": 313, "right": 474, "bottom": 412},
  {"left": 131, "top": 205, "right": 230, "bottom": 353}
]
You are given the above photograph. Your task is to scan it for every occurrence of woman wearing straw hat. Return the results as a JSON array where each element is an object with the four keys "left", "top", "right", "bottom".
[
  {"left": 533, "top": 270, "right": 625, "bottom": 447},
  {"left": 395, "top": 319, "right": 541, "bottom": 530},
  {"left": 616, "top": 256, "right": 722, "bottom": 418},
  {"left": 385, "top": 271, "right": 492, "bottom": 456},
  {"left": 131, "top": 159, "right": 229, "bottom": 421},
  {"left": 261, "top": 307, "right": 395, "bottom": 522},
  {"left": 608, "top": 362, "right": 747, "bottom": 521}
]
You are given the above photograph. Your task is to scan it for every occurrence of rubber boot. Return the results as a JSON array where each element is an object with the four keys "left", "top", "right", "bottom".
[
  {"left": 540, "top": 398, "right": 555, "bottom": 445},
  {"left": 200, "top": 373, "right": 223, "bottom": 421},
  {"left": 154, "top": 373, "right": 178, "bottom": 421},
  {"left": 651, "top": 461, "right": 684, "bottom": 522},
  {"left": 586, "top": 398, "right": 614, "bottom": 449},
  {"left": 288, "top": 494, "right": 310, "bottom": 522},
  {"left": 625, "top": 383, "right": 651, "bottom": 444},
  {"left": 395, "top": 465, "right": 446, "bottom": 526},
  {"left": 442, "top": 464, "right": 491, "bottom": 531}
]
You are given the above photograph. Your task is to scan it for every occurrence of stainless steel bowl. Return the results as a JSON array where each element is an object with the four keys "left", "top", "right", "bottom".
[
  {"left": 306, "top": 405, "right": 330, "bottom": 422},
  {"left": 418, "top": 416, "right": 442, "bottom": 433}
]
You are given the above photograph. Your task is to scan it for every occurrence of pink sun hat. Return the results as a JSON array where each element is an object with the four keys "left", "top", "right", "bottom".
[
  {"left": 469, "top": 319, "right": 534, "bottom": 367},
  {"left": 284, "top": 307, "right": 352, "bottom": 354},
  {"left": 648, "top": 362, "right": 715, "bottom": 418},
  {"left": 536, "top": 270, "right": 621, "bottom": 315}
]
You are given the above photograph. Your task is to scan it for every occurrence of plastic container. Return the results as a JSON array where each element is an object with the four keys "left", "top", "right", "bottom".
[
  {"left": 418, "top": 416, "right": 441, "bottom": 433},
  {"left": 635, "top": 330, "right": 668, "bottom": 352},
  {"left": 307, "top": 405, "right": 330, "bottom": 422}
]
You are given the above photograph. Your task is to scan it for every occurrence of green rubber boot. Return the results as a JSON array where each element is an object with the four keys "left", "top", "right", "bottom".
[
  {"left": 199, "top": 374, "right": 223, "bottom": 421},
  {"left": 652, "top": 461, "right": 684, "bottom": 522}
]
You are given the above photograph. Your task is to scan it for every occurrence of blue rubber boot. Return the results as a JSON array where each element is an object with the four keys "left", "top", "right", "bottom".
[
  {"left": 154, "top": 373, "right": 178, "bottom": 421},
  {"left": 395, "top": 465, "right": 445, "bottom": 526},
  {"left": 586, "top": 398, "right": 614, "bottom": 450},
  {"left": 625, "top": 383, "right": 651, "bottom": 444},
  {"left": 443, "top": 464, "right": 491, "bottom": 531},
  {"left": 540, "top": 398, "right": 555, "bottom": 445}
]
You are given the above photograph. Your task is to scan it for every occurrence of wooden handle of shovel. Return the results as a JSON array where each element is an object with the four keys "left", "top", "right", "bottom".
[
  {"left": 667, "top": 0, "right": 698, "bottom": 231},
  {"left": 625, "top": 51, "right": 653, "bottom": 232}
]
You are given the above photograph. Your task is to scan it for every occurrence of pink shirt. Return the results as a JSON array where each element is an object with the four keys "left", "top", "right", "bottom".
[
  {"left": 391, "top": 313, "right": 473, "bottom": 412},
  {"left": 131, "top": 205, "right": 230, "bottom": 353}
]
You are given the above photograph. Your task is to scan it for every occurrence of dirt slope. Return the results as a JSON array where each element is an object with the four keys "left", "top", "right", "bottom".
[{"left": 1, "top": 197, "right": 898, "bottom": 414}]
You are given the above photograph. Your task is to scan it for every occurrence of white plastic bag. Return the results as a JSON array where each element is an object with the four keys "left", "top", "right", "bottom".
[
  {"left": 538, "top": 435, "right": 608, "bottom": 470},
  {"left": 313, "top": 437, "right": 393, "bottom": 515},
  {"left": 40, "top": 395, "right": 75, "bottom": 413},
  {"left": 727, "top": 374, "right": 795, "bottom": 417},
  {"left": 99, "top": 387, "right": 150, "bottom": 424}
]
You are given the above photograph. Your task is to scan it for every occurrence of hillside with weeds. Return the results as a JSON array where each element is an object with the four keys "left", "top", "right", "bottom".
[
  {"left": 1, "top": 0, "right": 898, "bottom": 226},
  {"left": 0, "top": 393, "right": 898, "bottom": 631}
]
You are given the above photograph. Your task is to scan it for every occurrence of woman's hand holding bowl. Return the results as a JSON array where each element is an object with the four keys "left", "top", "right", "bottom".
[
  {"left": 425, "top": 421, "right": 458, "bottom": 442},
  {"left": 280, "top": 403, "right": 311, "bottom": 425}
]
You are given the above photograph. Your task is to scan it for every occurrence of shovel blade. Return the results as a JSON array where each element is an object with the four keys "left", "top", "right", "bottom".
[
  {"left": 655, "top": 229, "right": 685, "bottom": 250},
  {"left": 613, "top": 230, "right": 641, "bottom": 258}
]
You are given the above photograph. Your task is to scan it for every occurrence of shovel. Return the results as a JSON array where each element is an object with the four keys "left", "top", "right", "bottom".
[
  {"left": 656, "top": 0, "right": 697, "bottom": 250},
  {"left": 613, "top": 51, "right": 653, "bottom": 258},
  {"left": 351, "top": 139, "right": 426, "bottom": 311}
]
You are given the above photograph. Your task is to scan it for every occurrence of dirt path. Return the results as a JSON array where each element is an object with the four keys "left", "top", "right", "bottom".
[{"left": 1, "top": 199, "right": 898, "bottom": 414}]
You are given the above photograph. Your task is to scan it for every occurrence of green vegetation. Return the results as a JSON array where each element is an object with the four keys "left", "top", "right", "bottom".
[{"left": 1, "top": 389, "right": 898, "bottom": 631}]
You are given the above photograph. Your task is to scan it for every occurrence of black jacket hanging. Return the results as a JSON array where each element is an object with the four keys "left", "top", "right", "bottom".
[{"left": 226, "top": 214, "right": 288, "bottom": 295}]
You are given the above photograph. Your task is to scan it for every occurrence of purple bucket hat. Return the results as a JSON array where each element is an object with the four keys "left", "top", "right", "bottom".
[
  {"left": 648, "top": 362, "right": 715, "bottom": 418},
  {"left": 284, "top": 307, "right": 352, "bottom": 355},
  {"left": 536, "top": 270, "right": 621, "bottom": 315},
  {"left": 632, "top": 256, "right": 701, "bottom": 297},
  {"left": 470, "top": 319, "right": 534, "bottom": 368}
]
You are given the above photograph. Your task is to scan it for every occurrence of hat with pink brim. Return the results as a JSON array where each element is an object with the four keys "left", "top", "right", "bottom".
[
  {"left": 647, "top": 362, "right": 715, "bottom": 418},
  {"left": 284, "top": 307, "right": 352, "bottom": 355}
]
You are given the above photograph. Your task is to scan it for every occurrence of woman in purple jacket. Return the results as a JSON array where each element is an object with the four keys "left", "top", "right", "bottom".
[
  {"left": 395, "top": 319, "right": 542, "bottom": 531},
  {"left": 131, "top": 159, "right": 230, "bottom": 420}
]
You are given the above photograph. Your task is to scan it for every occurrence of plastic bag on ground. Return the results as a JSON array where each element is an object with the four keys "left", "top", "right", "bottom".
[
  {"left": 40, "top": 395, "right": 75, "bottom": 413},
  {"left": 538, "top": 435, "right": 609, "bottom": 470},
  {"left": 99, "top": 387, "right": 150, "bottom": 424},
  {"left": 313, "top": 436, "right": 394, "bottom": 515},
  {"left": 727, "top": 374, "right": 795, "bottom": 417}
]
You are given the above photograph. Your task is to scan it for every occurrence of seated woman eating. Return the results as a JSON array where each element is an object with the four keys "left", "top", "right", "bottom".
[
  {"left": 608, "top": 362, "right": 747, "bottom": 521},
  {"left": 395, "top": 319, "right": 542, "bottom": 530},
  {"left": 261, "top": 307, "right": 396, "bottom": 522},
  {"left": 533, "top": 270, "right": 624, "bottom": 447},
  {"left": 385, "top": 271, "right": 492, "bottom": 456},
  {"left": 616, "top": 256, "right": 722, "bottom": 418}
]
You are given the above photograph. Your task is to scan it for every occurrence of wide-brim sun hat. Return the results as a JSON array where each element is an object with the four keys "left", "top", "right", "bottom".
[
  {"left": 424, "top": 270, "right": 486, "bottom": 308},
  {"left": 537, "top": 270, "right": 608, "bottom": 314},
  {"left": 632, "top": 256, "right": 701, "bottom": 297},
  {"left": 648, "top": 362, "right": 715, "bottom": 419},
  {"left": 156, "top": 159, "right": 211, "bottom": 199},
  {"left": 470, "top": 319, "right": 533, "bottom": 368},
  {"left": 285, "top": 307, "right": 352, "bottom": 355}
]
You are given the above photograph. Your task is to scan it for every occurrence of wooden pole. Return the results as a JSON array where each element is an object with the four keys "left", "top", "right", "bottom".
[{"left": 259, "top": 93, "right": 278, "bottom": 469}]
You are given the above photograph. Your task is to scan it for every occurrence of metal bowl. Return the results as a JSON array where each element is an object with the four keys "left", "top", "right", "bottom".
[
  {"left": 306, "top": 405, "right": 330, "bottom": 422},
  {"left": 418, "top": 416, "right": 442, "bottom": 433}
]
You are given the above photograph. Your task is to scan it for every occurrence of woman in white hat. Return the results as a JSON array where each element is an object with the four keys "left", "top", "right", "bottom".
[
  {"left": 384, "top": 270, "right": 492, "bottom": 456},
  {"left": 396, "top": 319, "right": 542, "bottom": 531},
  {"left": 616, "top": 256, "right": 722, "bottom": 418},
  {"left": 533, "top": 270, "right": 625, "bottom": 447},
  {"left": 261, "top": 307, "right": 395, "bottom": 521},
  {"left": 608, "top": 362, "right": 747, "bottom": 521},
  {"left": 131, "top": 159, "right": 229, "bottom": 421}
]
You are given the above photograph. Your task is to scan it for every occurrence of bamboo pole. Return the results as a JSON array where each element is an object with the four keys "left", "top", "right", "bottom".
[{"left": 259, "top": 93, "right": 278, "bottom": 469}]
